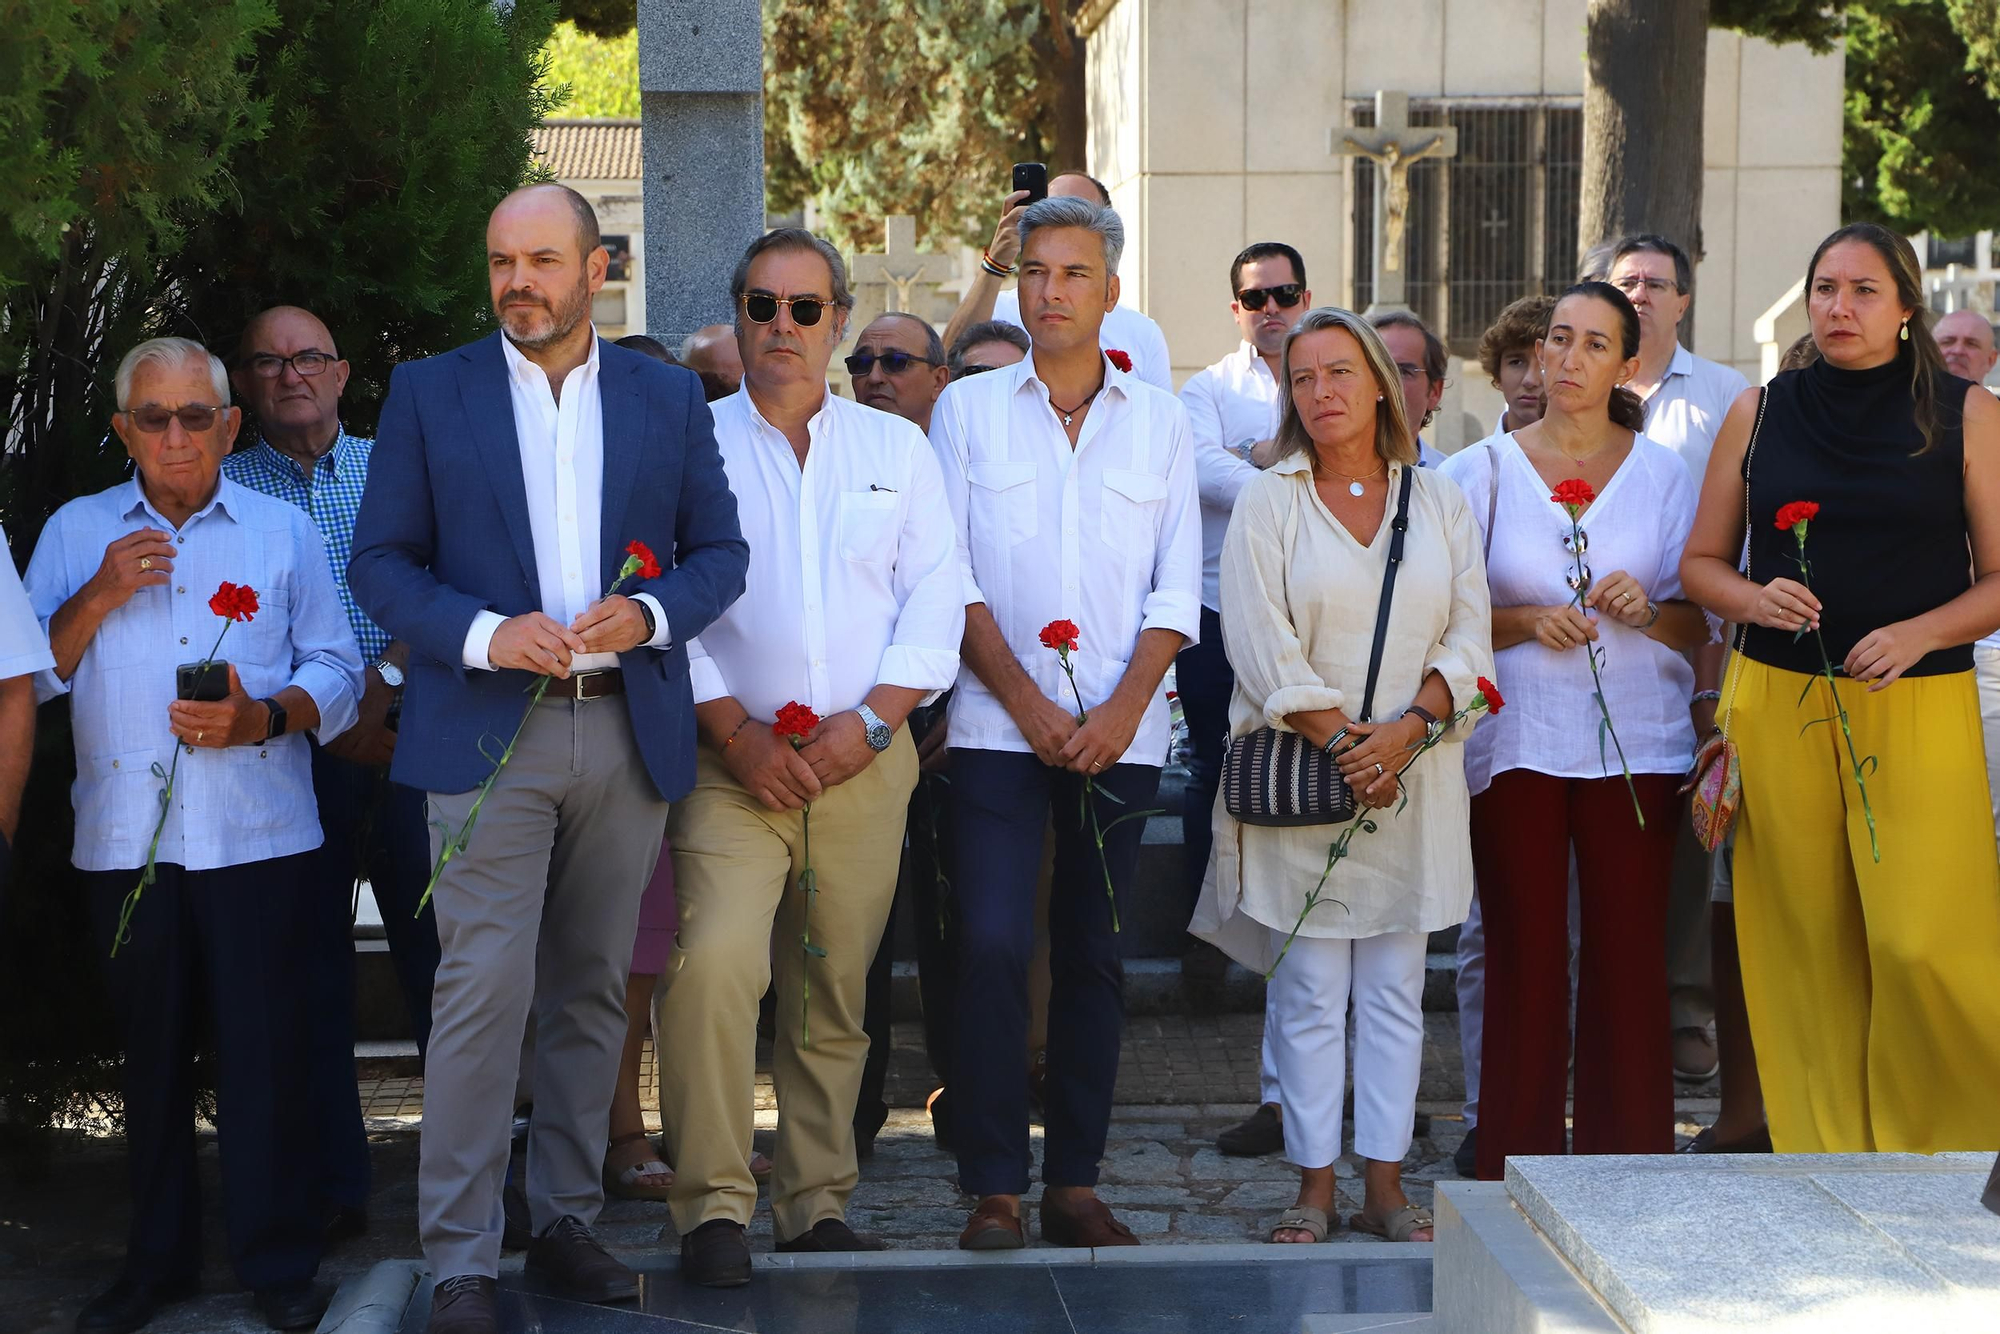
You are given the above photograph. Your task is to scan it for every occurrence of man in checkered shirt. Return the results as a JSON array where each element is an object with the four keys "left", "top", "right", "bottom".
[{"left": 221, "top": 305, "right": 439, "bottom": 1252}]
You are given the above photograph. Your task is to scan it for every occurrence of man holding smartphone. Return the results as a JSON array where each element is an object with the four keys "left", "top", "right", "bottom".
[{"left": 941, "top": 168, "right": 1174, "bottom": 391}]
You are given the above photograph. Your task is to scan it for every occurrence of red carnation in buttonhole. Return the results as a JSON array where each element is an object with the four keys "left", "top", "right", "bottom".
[
  {"left": 1039, "top": 619, "right": 1080, "bottom": 654},
  {"left": 1549, "top": 478, "right": 1597, "bottom": 515},
  {"left": 773, "top": 700, "right": 821, "bottom": 744},
  {"left": 1774, "top": 500, "right": 1819, "bottom": 535},
  {"left": 1106, "top": 349, "right": 1132, "bottom": 373},
  {"left": 208, "top": 581, "right": 259, "bottom": 622},
  {"left": 625, "top": 539, "right": 663, "bottom": 581}
]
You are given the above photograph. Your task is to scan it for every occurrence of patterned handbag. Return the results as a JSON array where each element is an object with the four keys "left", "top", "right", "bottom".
[{"left": 1222, "top": 467, "right": 1413, "bottom": 827}]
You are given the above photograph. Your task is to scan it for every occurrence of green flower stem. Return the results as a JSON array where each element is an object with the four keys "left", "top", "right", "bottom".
[
  {"left": 798, "top": 792, "right": 824, "bottom": 1047},
  {"left": 1056, "top": 647, "right": 1161, "bottom": 932},
  {"left": 1567, "top": 512, "right": 1645, "bottom": 829},
  {"left": 1791, "top": 534, "right": 1880, "bottom": 862}
]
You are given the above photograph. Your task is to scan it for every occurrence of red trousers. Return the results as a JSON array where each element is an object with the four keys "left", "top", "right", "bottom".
[{"left": 1469, "top": 768, "right": 1680, "bottom": 1180}]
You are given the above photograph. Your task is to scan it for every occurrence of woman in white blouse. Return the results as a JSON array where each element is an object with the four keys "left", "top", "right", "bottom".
[
  {"left": 1192, "top": 309, "right": 1493, "bottom": 1244},
  {"left": 1439, "top": 282, "right": 1710, "bottom": 1180}
]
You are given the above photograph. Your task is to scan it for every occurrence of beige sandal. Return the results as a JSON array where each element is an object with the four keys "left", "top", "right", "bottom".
[
  {"left": 1349, "top": 1204, "right": 1434, "bottom": 1242},
  {"left": 603, "top": 1131, "right": 674, "bottom": 1201},
  {"left": 1268, "top": 1205, "right": 1330, "bottom": 1243}
]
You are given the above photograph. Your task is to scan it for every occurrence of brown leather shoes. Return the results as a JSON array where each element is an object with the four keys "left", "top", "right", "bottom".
[
  {"left": 958, "top": 1198, "right": 1026, "bottom": 1251},
  {"left": 525, "top": 1216, "right": 638, "bottom": 1303},
  {"left": 1040, "top": 1192, "right": 1139, "bottom": 1248}
]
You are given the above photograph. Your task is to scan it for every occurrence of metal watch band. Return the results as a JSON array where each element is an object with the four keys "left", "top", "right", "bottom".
[{"left": 856, "top": 703, "right": 893, "bottom": 751}]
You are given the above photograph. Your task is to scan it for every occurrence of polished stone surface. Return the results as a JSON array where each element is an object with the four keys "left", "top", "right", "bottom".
[{"left": 393, "top": 1252, "right": 1431, "bottom": 1333}]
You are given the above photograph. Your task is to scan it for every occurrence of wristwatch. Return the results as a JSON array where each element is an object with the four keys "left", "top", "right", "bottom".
[
  {"left": 373, "top": 659, "right": 405, "bottom": 689},
  {"left": 633, "top": 597, "right": 658, "bottom": 643},
  {"left": 261, "top": 697, "right": 289, "bottom": 741},
  {"left": 1402, "top": 705, "right": 1444, "bottom": 745},
  {"left": 856, "top": 703, "right": 893, "bottom": 752}
]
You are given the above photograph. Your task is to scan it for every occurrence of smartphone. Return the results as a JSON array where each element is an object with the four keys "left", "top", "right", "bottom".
[
  {"left": 176, "top": 659, "right": 231, "bottom": 702},
  {"left": 1012, "top": 162, "right": 1048, "bottom": 205}
]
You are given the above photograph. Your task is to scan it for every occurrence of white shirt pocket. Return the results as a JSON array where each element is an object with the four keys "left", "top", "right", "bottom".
[
  {"left": 838, "top": 490, "right": 900, "bottom": 565},
  {"left": 967, "top": 461, "right": 1039, "bottom": 551}
]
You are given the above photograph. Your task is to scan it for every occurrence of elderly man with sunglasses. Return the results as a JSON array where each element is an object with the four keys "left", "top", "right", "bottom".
[
  {"left": 847, "top": 312, "right": 951, "bottom": 434},
  {"left": 24, "top": 336, "right": 363, "bottom": 1334},
  {"left": 659, "top": 228, "right": 963, "bottom": 1287}
]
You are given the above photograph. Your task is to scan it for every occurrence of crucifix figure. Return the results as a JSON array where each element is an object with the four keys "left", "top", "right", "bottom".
[
  {"left": 1333, "top": 91, "right": 1459, "bottom": 314},
  {"left": 850, "top": 215, "right": 952, "bottom": 318}
]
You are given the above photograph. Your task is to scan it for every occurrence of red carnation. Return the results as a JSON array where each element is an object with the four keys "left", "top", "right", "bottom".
[
  {"left": 625, "top": 539, "right": 663, "bottom": 581},
  {"left": 1039, "top": 619, "right": 1080, "bottom": 654},
  {"left": 1106, "top": 349, "right": 1133, "bottom": 373},
  {"left": 1549, "top": 478, "right": 1596, "bottom": 513},
  {"left": 207, "top": 582, "right": 260, "bottom": 622},
  {"left": 1775, "top": 500, "right": 1819, "bottom": 534},
  {"left": 773, "top": 700, "right": 821, "bottom": 744},
  {"left": 1476, "top": 676, "right": 1505, "bottom": 715}
]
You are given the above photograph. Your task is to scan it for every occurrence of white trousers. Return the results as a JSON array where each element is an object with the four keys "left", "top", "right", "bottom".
[
  {"left": 1976, "top": 645, "right": 2000, "bottom": 854},
  {"left": 1267, "top": 929, "right": 1428, "bottom": 1169},
  {"left": 1457, "top": 855, "right": 1583, "bottom": 1128}
]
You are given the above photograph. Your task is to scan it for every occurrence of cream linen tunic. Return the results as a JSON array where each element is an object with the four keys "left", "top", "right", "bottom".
[{"left": 1190, "top": 454, "right": 1494, "bottom": 973}]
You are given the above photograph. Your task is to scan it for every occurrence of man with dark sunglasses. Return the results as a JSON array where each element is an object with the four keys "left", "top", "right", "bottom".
[{"left": 846, "top": 312, "right": 950, "bottom": 433}]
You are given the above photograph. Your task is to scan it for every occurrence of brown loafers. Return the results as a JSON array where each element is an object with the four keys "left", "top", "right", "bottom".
[
  {"left": 958, "top": 1198, "right": 1026, "bottom": 1251},
  {"left": 1040, "top": 1192, "right": 1139, "bottom": 1248}
]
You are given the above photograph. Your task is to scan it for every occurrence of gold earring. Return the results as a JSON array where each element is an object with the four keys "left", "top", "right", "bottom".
[{"left": 1900, "top": 321, "right": 1910, "bottom": 342}]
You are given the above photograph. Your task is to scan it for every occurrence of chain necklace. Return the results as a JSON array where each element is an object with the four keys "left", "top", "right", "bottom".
[
  {"left": 1050, "top": 385, "right": 1101, "bottom": 427},
  {"left": 1321, "top": 457, "right": 1385, "bottom": 497}
]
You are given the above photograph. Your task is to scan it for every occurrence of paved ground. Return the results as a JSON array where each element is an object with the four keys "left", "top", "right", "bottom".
[{"left": 2, "top": 1013, "right": 1721, "bottom": 1333}]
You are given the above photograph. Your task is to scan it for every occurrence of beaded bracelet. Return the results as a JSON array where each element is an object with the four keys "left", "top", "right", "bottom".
[
  {"left": 720, "top": 717, "right": 754, "bottom": 749},
  {"left": 980, "top": 250, "right": 1017, "bottom": 278},
  {"left": 1690, "top": 689, "right": 1722, "bottom": 705}
]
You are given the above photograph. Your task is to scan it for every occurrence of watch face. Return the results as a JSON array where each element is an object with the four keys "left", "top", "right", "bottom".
[
  {"left": 866, "top": 722, "right": 893, "bottom": 751},
  {"left": 376, "top": 662, "right": 404, "bottom": 688}
]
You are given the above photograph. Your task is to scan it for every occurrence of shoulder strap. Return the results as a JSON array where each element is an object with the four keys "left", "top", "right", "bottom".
[{"left": 1359, "top": 465, "right": 1416, "bottom": 722}]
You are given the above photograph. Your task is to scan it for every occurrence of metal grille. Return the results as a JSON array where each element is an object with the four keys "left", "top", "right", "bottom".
[{"left": 1351, "top": 100, "right": 1583, "bottom": 357}]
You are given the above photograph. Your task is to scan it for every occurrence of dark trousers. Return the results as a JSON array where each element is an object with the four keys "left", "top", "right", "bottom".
[
  {"left": 856, "top": 702, "right": 957, "bottom": 1136},
  {"left": 949, "top": 748, "right": 1160, "bottom": 1197},
  {"left": 85, "top": 855, "right": 322, "bottom": 1289},
  {"left": 1175, "top": 606, "right": 1233, "bottom": 917},
  {"left": 1469, "top": 768, "right": 1681, "bottom": 1179}
]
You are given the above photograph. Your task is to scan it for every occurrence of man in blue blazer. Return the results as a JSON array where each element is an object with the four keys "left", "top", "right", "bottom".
[{"left": 350, "top": 184, "right": 747, "bottom": 1334}]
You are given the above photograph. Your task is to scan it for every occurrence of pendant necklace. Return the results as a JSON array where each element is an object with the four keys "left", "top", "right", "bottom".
[
  {"left": 1330, "top": 459, "right": 1385, "bottom": 497},
  {"left": 1050, "top": 386, "right": 1102, "bottom": 427}
]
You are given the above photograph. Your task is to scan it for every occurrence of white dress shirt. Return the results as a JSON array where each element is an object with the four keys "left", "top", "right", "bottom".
[
  {"left": 991, "top": 290, "right": 1175, "bottom": 392},
  {"left": 930, "top": 352, "right": 1202, "bottom": 766},
  {"left": 688, "top": 388, "right": 963, "bottom": 722},
  {"left": 462, "top": 330, "right": 672, "bottom": 673},
  {"left": 0, "top": 521, "right": 54, "bottom": 681},
  {"left": 1179, "top": 342, "right": 1280, "bottom": 612},
  {"left": 1639, "top": 342, "right": 1750, "bottom": 485},
  {"left": 25, "top": 479, "right": 363, "bottom": 872}
]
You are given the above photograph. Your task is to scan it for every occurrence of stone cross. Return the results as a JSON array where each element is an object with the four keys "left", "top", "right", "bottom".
[
  {"left": 1334, "top": 91, "right": 1458, "bottom": 315},
  {"left": 850, "top": 216, "right": 955, "bottom": 322}
]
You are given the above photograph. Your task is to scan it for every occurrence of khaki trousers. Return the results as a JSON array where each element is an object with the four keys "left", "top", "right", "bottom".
[{"left": 659, "top": 729, "right": 917, "bottom": 1239}]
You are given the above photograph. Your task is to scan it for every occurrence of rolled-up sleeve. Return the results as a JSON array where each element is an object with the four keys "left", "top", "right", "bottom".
[
  {"left": 22, "top": 510, "right": 79, "bottom": 703},
  {"left": 286, "top": 519, "right": 365, "bottom": 740},
  {"left": 687, "top": 634, "right": 726, "bottom": 705},
  {"left": 1219, "top": 475, "right": 1343, "bottom": 728},
  {"left": 1421, "top": 479, "right": 1496, "bottom": 740},
  {"left": 927, "top": 384, "right": 983, "bottom": 607},
  {"left": 1139, "top": 397, "right": 1202, "bottom": 644},
  {"left": 877, "top": 432, "right": 965, "bottom": 699}
]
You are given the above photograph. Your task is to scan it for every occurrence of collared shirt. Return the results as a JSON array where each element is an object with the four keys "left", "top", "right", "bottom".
[
  {"left": 1179, "top": 342, "right": 1279, "bottom": 611},
  {"left": 1639, "top": 342, "right": 1751, "bottom": 485},
  {"left": 992, "top": 290, "right": 1175, "bottom": 392},
  {"left": 24, "top": 478, "right": 363, "bottom": 872},
  {"left": 930, "top": 352, "right": 1202, "bottom": 765},
  {"left": 221, "top": 427, "right": 388, "bottom": 661},
  {"left": 462, "top": 330, "right": 671, "bottom": 673},
  {"left": 688, "top": 388, "right": 963, "bottom": 722},
  {"left": 0, "top": 521, "right": 55, "bottom": 682}
]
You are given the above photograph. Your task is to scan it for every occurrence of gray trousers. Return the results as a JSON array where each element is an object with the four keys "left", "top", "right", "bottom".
[{"left": 417, "top": 694, "right": 669, "bottom": 1279}]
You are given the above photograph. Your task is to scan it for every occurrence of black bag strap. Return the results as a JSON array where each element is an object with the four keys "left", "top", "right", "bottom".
[{"left": 1358, "top": 465, "right": 1416, "bottom": 722}]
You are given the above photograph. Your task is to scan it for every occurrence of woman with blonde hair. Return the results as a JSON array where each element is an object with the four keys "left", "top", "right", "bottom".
[{"left": 1193, "top": 307, "right": 1492, "bottom": 1244}]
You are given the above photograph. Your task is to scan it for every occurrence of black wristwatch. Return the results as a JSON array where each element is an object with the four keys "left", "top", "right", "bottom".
[
  {"left": 634, "top": 597, "right": 658, "bottom": 643},
  {"left": 261, "top": 697, "right": 288, "bottom": 741}
]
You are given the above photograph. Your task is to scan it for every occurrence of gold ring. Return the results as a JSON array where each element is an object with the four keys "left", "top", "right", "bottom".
[{"left": 139, "top": 557, "right": 152, "bottom": 572}]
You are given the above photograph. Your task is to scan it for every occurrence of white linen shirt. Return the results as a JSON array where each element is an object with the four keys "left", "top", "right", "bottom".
[
  {"left": 992, "top": 290, "right": 1175, "bottom": 392},
  {"left": 1441, "top": 432, "right": 1701, "bottom": 795},
  {"left": 687, "top": 388, "right": 963, "bottom": 722},
  {"left": 462, "top": 330, "right": 672, "bottom": 673},
  {"left": 24, "top": 479, "right": 363, "bottom": 872},
  {"left": 930, "top": 352, "right": 1202, "bottom": 766},
  {"left": 1639, "top": 342, "right": 1750, "bottom": 485},
  {"left": 1179, "top": 342, "right": 1280, "bottom": 610},
  {"left": 0, "top": 521, "right": 54, "bottom": 681}
]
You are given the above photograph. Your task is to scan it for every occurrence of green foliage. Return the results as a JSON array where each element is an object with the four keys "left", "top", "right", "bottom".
[
  {"left": 765, "top": 0, "right": 1065, "bottom": 253},
  {"left": 558, "top": 0, "right": 635, "bottom": 39},
  {"left": 1711, "top": 0, "right": 1855, "bottom": 52},
  {"left": 543, "top": 20, "right": 639, "bottom": 119}
]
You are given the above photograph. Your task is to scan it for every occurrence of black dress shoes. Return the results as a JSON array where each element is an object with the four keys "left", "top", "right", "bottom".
[
  {"left": 75, "top": 1275, "right": 199, "bottom": 1333},
  {"left": 1216, "top": 1103, "right": 1284, "bottom": 1156},
  {"left": 429, "top": 1275, "right": 499, "bottom": 1334},
  {"left": 680, "top": 1218, "right": 752, "bottom": 1288},
  {"left": 322, "top": 1203, "right": 369, "bottom": 1249},
  {"left": 525, "top": 1216, "right": 639, "bottom": 1303},
  {"left": 253, "top": 1280, "right": 328, "bottom": 1331},
  {"left": 776, "top": 1218, "right": 888, "bottom": 1253}
]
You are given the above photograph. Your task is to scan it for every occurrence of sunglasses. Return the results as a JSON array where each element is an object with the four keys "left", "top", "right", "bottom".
[
  {"left": 956, "top": 365, "right": 999, "bottom": 378},
  {"left": 845, "top": 350, "right": 939, "bottom": 376},
  {"left": 124, "top": 404, "right": 224, "bottom": 434},
  {"left": 1561, "top": 528, "right": 1591, "bottom": 593},
  {"left": 1236, "top": 284, "right": 1305, "bottom": 312},
  {"left": 243, "top": 350, "right": 336, "bottom": 379},
  {"left": 742, "top": 293, "right": 827, "bottom": 327}
]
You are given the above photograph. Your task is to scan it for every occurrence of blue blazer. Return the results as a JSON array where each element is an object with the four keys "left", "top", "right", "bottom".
[{"left": 349, "top": 332, "right": 748, "bottom": 799}]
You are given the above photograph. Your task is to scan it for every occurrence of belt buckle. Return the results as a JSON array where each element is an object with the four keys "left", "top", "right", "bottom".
[{"left": 570, "top": 669, "right": 604, "bottom": 701}]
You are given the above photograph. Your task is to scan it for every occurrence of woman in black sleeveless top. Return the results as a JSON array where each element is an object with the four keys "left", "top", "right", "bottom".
[{"left": 1682, "top": 223, "right": 2000, "bottom": 1155}]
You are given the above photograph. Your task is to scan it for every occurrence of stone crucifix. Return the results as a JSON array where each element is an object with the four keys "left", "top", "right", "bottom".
[
  {"left": 1334, "top": 91, "right": 1459, "bottom": 315},
  {"left": 850, "top": 215, "right": 951, "bottom": 319}
]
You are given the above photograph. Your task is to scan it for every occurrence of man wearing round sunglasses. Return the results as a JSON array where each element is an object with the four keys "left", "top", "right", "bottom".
[
  {"left": 846, "top": 313, "right": 950, "bottom": 433},
  {"left": 660, "top": 228, "right": 963, "bottom": 1287}
]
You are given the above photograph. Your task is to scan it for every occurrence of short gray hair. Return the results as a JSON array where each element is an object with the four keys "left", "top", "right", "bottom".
[
  {"left": 948, "top": 320, "right": 1031, "bottom": 377},
  {"left": 1017, "top": 196, "right": 1125, "bottom": 276},
  {"left": 728, "top": 227, "right": 854, "bottom": 337},
  {"left": 116, "top": 337, "right": 229, "bottom": 411}
]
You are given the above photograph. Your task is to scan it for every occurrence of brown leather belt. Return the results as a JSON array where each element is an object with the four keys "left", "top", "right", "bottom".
[{"left": 552, "top": 668, "right": 623, "bottom": 701}]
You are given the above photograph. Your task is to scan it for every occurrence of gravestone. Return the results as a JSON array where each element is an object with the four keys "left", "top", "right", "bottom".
[{"left": 637, "top": 0, "right": 765, "bottom": 349}]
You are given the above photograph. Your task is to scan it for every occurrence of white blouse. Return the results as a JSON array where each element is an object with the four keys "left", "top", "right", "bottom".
[
  {"left": 1439, "top": 431, "right": 1700, "bottom": 796},
  {"left": 1190, "top": 456, "right": 1494, "bottom": 971}
]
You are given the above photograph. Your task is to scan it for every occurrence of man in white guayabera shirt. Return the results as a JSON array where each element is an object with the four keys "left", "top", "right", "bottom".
[{"left": 931, "top": 194, "right": 1200, "bottom": 1252}]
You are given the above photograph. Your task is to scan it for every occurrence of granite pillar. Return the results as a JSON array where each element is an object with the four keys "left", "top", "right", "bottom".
[{"left": 638, "top": 0, "right": 764, "bottom": 350}]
